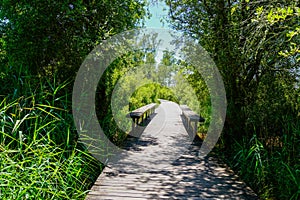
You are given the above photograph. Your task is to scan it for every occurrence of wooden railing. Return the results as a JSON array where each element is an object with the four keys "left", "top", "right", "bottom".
[
  {"left": 128, "top": 103, "right": 156, "bottom": 132},
  {"left": 180, "top": 105, "right": 205, "bottom": 139}
]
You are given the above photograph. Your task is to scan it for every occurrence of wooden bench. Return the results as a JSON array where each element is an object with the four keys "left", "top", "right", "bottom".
[
  {"left": 128, "top": 103, "right": 156, "bottom": 131},
  {"left": 180, "top": 105, "right": 205, "bottom": 138}
]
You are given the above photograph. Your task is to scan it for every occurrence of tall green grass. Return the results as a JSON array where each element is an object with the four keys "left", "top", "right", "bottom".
[
  {"left": 0, "top": 66, "right": 102, "bottom": 199},
  {"left": 221, "top": 122, "right": 300, "bottom": 200}
]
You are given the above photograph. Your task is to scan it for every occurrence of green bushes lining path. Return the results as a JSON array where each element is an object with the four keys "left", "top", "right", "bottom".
[{"left": 129, "top": 83, "right": 178, "bottom": 111}]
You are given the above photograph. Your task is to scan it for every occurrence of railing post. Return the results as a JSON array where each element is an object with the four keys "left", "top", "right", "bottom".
[
  {"left": 132, "top": 117, "right": 136, "bottom": 131},
  {"left": 180, "top": 105, "right": 205, "bottom": 140},
  {"left": 194, "top": 121, "right": 198, "bottom": 137}
]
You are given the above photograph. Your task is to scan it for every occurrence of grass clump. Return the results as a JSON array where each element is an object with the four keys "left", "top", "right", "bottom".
[
  {"left": 0, "top": 138, "right": 96, "bottom": 199},
  {"left": 219, "top": 124, "right": 300, "bottom": 200},
  {"left": 0, "top": 66, "right": 102, "bottom": 199}
]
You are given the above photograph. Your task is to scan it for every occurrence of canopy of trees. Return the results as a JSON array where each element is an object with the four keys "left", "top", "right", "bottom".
[{"left": 0, "top": 0, "right": 148, "bottom": 78}]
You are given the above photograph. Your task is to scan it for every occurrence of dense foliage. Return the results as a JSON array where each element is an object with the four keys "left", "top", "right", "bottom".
[
  {"left": 130, "top": 83, "right": 178, "bottom": 110},
  {"left": 0, "top": 67, "right": 102, "bottom": 199},
  {"left": 0, "top": 0, "right": 147, "bottom": 79}
]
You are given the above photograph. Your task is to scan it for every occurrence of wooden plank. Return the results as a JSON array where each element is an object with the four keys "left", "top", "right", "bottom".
[{"left": 86, "top": 101, "right": 258, "bottom": 200}]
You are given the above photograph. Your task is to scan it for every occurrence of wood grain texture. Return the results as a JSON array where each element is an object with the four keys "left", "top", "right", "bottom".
[{"left": 86, "top": 100, "right": 258, "bottom": 200}]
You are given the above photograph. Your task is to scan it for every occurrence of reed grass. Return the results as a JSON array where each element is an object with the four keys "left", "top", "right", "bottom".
[
  {"left": 0, "top": 66, "right": 102, "bottom": 199},
  {"left": 222, "top": 125, "right": 300, "bottom": 200}
]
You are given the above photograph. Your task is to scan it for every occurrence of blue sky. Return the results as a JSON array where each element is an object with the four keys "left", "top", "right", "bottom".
[
  {"left": 141, "top": 2, "right": 173, "bottom": 64},
  {"left": 144, "top": 2, "right": 169, "bottom": 28}
]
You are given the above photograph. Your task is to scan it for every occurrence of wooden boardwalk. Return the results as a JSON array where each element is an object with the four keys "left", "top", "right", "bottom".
[{"left": 86, "top": 100, "right": 258, "bottom": 200}]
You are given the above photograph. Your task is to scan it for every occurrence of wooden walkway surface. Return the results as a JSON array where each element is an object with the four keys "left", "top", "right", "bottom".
[{"left": 86, "top": 100, "right": 258, "bottom": 200}]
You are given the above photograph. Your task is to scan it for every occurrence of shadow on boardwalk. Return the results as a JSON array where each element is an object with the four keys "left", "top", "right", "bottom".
[
  {"left": 147, "top": 144, "right": 258, "bottom": 199},
  {"left": 86, "top": 101, "right": 259, "bottom": 200},
  {"left": 90, "top": 142, "right": 259, "bottom": 199}
]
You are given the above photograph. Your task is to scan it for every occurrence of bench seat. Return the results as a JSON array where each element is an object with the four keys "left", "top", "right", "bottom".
[
  {"left": 127, "top": 103, "right": 156, "bottom": 132},
  {"left": 180, "top": 105, "right": 205, "bottom": 139}
]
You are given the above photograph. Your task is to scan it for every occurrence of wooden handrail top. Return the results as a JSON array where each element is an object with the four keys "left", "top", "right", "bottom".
[
  {"left": 180, "top": 105, "right": 205, "bottom": 122},
  {"left": 129, "top": 103, "right": 156, "bottom": 118},
  {"left": 180, "top": 105, "right": 191, "bottom": 111}
]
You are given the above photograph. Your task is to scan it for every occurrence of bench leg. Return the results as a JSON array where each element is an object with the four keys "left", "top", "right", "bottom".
[
  {"left": 131, "top": 118, "right": 136, "bottom": 131},
  {"left": 194, "top": 121, "right": 198, "bottom": 138}
]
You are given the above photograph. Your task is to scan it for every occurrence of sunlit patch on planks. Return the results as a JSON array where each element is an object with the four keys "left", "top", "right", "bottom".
[{"left": 86, "top": 100, "right": 258, "bottom": 200}]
